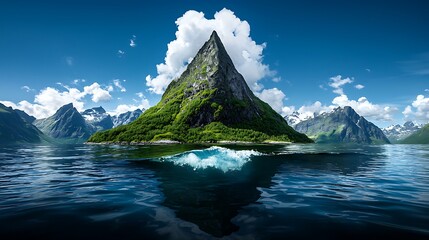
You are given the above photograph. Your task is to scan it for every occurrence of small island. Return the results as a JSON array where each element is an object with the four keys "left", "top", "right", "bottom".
[{"left": 88, "top": 31, "right": 312, "bottom": 144}]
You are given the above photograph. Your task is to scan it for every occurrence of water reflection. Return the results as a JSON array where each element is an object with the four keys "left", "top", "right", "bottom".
[
  {"left": 2, "top": 143, "right": 427, "bottom": 239},
  {"left": 131, "top": 156, "right": 281, "bottom": 237},
  {"left": 132, "top": 146, "right": 382, "bottom": 237}
]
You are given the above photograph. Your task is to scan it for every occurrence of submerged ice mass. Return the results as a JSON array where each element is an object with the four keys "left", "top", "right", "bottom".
[{"left": 161, "top": 146, "right": 262, "bottom": 172}]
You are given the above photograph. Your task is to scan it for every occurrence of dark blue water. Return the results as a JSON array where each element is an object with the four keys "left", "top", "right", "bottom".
[{"left": 0, "top": 144, "right": 428, "bottom": 239}]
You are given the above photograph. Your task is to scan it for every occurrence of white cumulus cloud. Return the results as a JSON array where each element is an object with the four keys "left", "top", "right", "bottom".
[
  {"left": 355, "top": 84, "right": 365, "bottom": 90},
  {"left": 403, "top": 94, "right": 429, "bottom": 122},
  {"left": 283, "top": 96, "right": 396, "bottom": 123},
  {"left": 329, "top": 75, "right": 353, "bottom": 95},
  {"left": 113, "top": 79, "right": 126, "bottom": 92},
  {"left": 297, "top": 101, "right": 333, "bottom": 119},
  {"left": 83, "top": 83, "right": 112, "bottom": 102},
  {"left": 280, "top": 75, "right": 394, "bottom": 123},
  {"left": 1, "top": 82, "right": 113, "bottom": 119},
  {"left": 109, "top": 92, "right": 150, "bottom": 116},
  {"left": 282, "top": 101, "right": 333, "bottom": 121},
  {"left": 146, "top": 8, "right": 274, "bottom": 94},
  {"left": 332, "top": 94, "right": 396, "bottom": 121},
  {"left": 256, "top": 88, "right": 286, "bottom": 113}
]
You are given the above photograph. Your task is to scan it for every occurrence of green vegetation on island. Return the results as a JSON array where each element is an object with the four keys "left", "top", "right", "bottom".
[{"left": 88, "top": 31, "right": 312, "bottom": 144}]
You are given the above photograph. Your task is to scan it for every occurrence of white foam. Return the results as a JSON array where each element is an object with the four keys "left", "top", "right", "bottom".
[{"left": 161, "top": 146, "right": 262, "bottom": 172}]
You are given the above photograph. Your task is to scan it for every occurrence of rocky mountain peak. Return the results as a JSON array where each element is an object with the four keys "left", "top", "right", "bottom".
[
  {"left": 82, "top": 106, "right": 106, "bottom": 115},
  {"left": 168, "top": 30, "right": 253, "bottom": 102},
  {"left": 383, "top": 121, "right": 423, "bottom": 142},
  {"left": 34, "top": 103, "right": 92, "bottom": 142},
  {"left": 293, "top": 106, "right": 389, "bottom": 144},
  {"left": 55, "top": 103, "right": 75, "bottom": 117},
  {"left": 88, "top": 31, "right": 311, "bottom": 143}
]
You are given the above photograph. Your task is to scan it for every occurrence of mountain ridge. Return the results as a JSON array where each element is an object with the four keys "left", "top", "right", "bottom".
[
  {"left": 0, "top": 103, "right": 44, "bottom": 144},
  {"left": 112, "top": 109, "right": 143, "bottom": 127},
  {"left": 382, "top": 121, "right": 422, "bottom": 143},
  {"left": 34, "top": 103, "right": 93, "bottom": 143},
  {"left": 293, "top": 106, "right": 390, "bottom": 144},
  {"left": 400, "top": 123, "right": 429, "bottom": 144},
  {"left": 88, "top": 31, "right": 312, "bottom": 143},
  {"left": 81, "top": 106, "right": 114, "bottom": 131}
]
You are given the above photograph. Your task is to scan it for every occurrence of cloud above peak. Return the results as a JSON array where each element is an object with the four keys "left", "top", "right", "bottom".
[
  {"left": 332, "top": 94, "right": 396, "bottom": 121},
  {"left": 403, "top": 94, "right": 429, "bottom": 122},
  {"left": 1, "top": 82, "right": 113, "bottom": 119},
  {"left": 145, "top": 8, "right": 274, "bottom": 94},
  {"left": 280, "top": 75, "right": 397, "bottom": 123},
  {"left": 329, "top": 75, "right": 353, "bottom": 95}
]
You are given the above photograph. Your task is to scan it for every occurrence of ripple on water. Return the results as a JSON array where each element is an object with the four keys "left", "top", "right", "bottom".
[{"left": 0, "top": 144, "right": 428, "bottom": 239}]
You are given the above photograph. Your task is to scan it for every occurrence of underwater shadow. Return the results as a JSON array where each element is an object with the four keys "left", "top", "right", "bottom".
[
  {"left": 130, "top": 144, "right": 387, "bottom": 238},
  {"left": 132, "top": 155, "right": 284, "bottom": 237}
]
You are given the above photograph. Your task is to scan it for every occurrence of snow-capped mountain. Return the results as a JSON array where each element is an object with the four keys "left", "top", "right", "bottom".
[
  {"left": 112, "top": 109, "right": 143, "bottom": 127},
  {"left": 81, "top": 107, "right": 113, "bottom": 131},
  {"left": 284, "top": 111, "right": 318, "bottom": 127},
  {"left": 382, "top": 121, "right": 423, "bottom": 142},
  {"left": 293, "top": 106, "right": 389, "bottom": 144},
  {"left": 284, "top": 111, "right": 302, "bottom": 126},
  {"left": 35, "top": 103, "right": 93, "bottom": 143}
]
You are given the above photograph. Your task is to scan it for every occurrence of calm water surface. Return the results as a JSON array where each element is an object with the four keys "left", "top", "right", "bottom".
[{"left": 0, "top": 143, "right": 428, "bottom": 239}]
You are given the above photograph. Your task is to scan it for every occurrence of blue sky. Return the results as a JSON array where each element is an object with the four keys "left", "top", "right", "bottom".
[{"left": 1, "top": 0, "right": 428, "bottom": 127}]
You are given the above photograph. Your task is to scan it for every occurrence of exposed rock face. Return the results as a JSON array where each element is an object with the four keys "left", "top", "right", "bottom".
[
  {"left": 34, "top": 103, "right": 92, "bottom": 143},
  {"left": 0, "top": 103, "right": 43, "bottom": 144},
  {"left": 382, "top": 121, "right": 422, "bottom": 142},
  {"left": 167, "top": 31, "right": 263, "bottom": 128},
  {"left": 112, "top": 109, "right": 143, "bottom": 127},
  {"left": 15, "top": 109, "right": 36, "bottom": 124},
  {"left": 284, "top": 111, "right": 317, "bottom": 127},
  {"left": 294, "top": 106, "right": 390, "bottom": 144},
  {"left": 81, "top": 106, "right": 113, "bottom": 131},
  {"left": 88, "top": 31, "right": 312, "bottom": 143}
]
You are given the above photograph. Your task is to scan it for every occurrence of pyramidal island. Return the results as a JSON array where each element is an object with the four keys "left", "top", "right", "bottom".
[{"left": 88, "top": 31, "right": 312, "bottom": 144}]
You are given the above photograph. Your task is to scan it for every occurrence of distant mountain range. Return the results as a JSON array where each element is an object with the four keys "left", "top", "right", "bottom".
[
  {"left": 112, "top": 109, "right": 143, "bottom": 127},
  {"left": 81, "top": 106, "right": 114, "bottom": 131},
  {"left": 34, "top": 104, "right": 144, "bottom": 143},
  {"left": 287, "top": 106, "right": 390, "bottom": 144},
  {"left": 0, "top": 103, "right": 144, "bottom": 144},
  {"left": 3, "top": 100, "right": 428, "bottom": 145},
  {"left": 0, "top": 103, "right": 44, "bottom": 144},
  {"left": 400, "top": 123, "right": 429, "bottom": 144},
  {"left": 34, "top": 103, "right": 94, "bottom": 143},
  {"left": 382, "top": 121, "right": 423, "bottom": 143},
  {"left": 284, "top": 111, "right": 315, "bottom": 127}
]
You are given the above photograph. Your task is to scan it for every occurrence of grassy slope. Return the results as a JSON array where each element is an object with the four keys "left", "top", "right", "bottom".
[
  {"left": 89, "top": 31, "right": 311, "bottom": 144},
  {"left": 89, "top": 70, "right": 311, "bottom": 144},
  {"left": 401, "top": 124, "right": 429, "bottom": 144}
]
